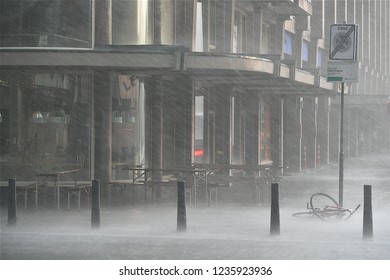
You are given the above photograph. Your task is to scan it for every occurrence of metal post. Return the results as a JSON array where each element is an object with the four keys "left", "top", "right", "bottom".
[
  {"left": 8, "top": 178, "right": 17, "bottom": 226},
  {"left": 339, "top": 82, "right": 345, "bottom": 207},
  {"left": 177, "top": 181, "right": 187, "bottom": 232},
  {"left": 270, "top": 183, "right": 280, "bottom": 236},
  {"left": 91, "top": 179, "right": 100, "bottom": 229},
  {"left": 363, "top": 185, "right": 373, "bottom": 240}
]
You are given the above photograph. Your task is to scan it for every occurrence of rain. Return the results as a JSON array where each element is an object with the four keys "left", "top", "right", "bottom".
[
  {"left": 1, "top": 152, "right": 389, "bottom": 260},
  {"left": 0, "top": 1, "right": 389, "bottom": 277}
]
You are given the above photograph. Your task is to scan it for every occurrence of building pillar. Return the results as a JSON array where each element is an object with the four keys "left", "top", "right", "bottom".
[
  {"left": 93, "top": 70, "right": 112, "bottom": 195},
  {"left": 146, "top": 76, "right": 163, "bottom": 176},
  {"left": 243, "top": 92, "right": 259, "bottom": 167},
  {"left": 214, "top": 86, "right": 231, "bottom": 167},
  {"left": 154, "top": 0, "right": 162, "bottom": 44},
  {"left": 280, "top": 97, "right": 284, "bottom": 173},
  {"left": 95, "top": 0, "right": 112, "bottom": 45},
  {"left": 274, "top": 18, "right": 286, "bottom": 57},
  {"left": 175, "top": 0, "right": 196, "bottom": 49},
  {"left": 327, "top": 97, "right": 331, "bottom": 165},
  {"left": 317, "top": 96, "right": 328, "bottom": 167},
  {"left": 283, "top": 96, "right": 301, "bottom": 173},
  {"left": 173, "top": 76, "right": 192, "bottom": 168},
  {"left": 270, "top": 95, "right": 281, "bottom": 169},
  {"left": 314, "top": 97, "right": 318, "bottom": 168}
]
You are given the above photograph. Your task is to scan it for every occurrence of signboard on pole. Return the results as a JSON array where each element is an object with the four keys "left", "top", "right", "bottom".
[
  {"left": 329, "top": 24, "right": 358, "bottom": 61},
  {"left": 327, "top": 60, "right": 359, "bottom": 83}
]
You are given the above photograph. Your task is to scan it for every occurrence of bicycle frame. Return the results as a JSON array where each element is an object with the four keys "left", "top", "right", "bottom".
[{"left": 293, "top": 193, "right": 361, "bottom": 222}]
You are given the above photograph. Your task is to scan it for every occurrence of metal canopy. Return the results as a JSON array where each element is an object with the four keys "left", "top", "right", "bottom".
[{"left": 1, "top": 47, "right": 336, "bottom": 95}]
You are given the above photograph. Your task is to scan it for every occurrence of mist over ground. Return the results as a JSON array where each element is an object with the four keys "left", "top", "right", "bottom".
[{"left": 1, "top": 152, "right": 389, "bottom": 260}]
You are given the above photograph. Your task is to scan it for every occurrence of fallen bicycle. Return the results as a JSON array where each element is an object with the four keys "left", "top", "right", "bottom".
[{"left": 292, "top": 192, "right": 361, "bottom": 222}]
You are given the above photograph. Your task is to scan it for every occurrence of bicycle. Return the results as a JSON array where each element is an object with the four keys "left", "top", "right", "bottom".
[{"left": 292, "top": 192, "right": 361, "bottom": 222}]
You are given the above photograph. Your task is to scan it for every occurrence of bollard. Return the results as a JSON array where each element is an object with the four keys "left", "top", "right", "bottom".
[
  {"left": 91, "top": 179, "right": 101, "bottom": 229},
  {"left": 177, "top": 181, "right": 187, "bottom": 232},
  {"left": 7, "top": 178, "right": 17, "bottom": 226},
  {"left": 363, "top": 185, "right": 373, "bottom": 240},
  {"left": 270, "top": 183, "right": 280, "bottom": 236}
]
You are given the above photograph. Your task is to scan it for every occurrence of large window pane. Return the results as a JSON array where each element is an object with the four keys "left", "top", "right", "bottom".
[
  {"left": 259, "top": 96, "right": 271, "bottom": 164},
  {"left": 0, "top": 70, "right": 92, "bottom": 180},
  {"left": 112, "top": 74, "right": 145, "bottom": 179},
  {"left": 0, "top": 0, "right": 92, "bottom": 48}
]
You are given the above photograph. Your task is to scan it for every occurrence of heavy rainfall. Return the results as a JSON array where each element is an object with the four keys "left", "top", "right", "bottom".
[{"left": 0, "top": 0, "right": 389, "bottom": 261}]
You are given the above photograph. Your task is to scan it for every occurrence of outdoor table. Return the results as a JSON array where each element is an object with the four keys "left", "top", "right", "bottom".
[
  {"left": 121, "top": 166, "right": 219, "bottom": 206},
  {"left": 35, "top": 169, "right": 79, "bottom": 210}
]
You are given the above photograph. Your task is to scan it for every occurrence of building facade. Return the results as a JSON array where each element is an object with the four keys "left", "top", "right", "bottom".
[{"left": 1, "top": 0, "right": 389, "bottom": 198}]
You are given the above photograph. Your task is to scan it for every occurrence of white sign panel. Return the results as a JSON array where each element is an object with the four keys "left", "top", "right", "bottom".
[
  {"left": 327, "top": 61, "right": 359, "bottom": 83},
  {"left": 329, "top": 24, "right": 358, "bottom": 60}
]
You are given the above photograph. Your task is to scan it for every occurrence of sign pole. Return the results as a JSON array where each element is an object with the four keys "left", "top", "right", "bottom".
[
  {"left": 339, "top": 82, "right": 345, "bottom": 207},
  {"left": 328, "top": 23, "right": 358, "bottom": 207}
]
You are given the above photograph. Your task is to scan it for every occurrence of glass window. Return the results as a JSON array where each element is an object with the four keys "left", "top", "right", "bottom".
[
  {"left": 193, "top": 96, "right": 205, "bottom": 163},
  {"left": 195, "top": 2, "right": 204, "bottom": 52},
  {"left": 0, "top": 0, "right": 92, "bottom": 48},
  {"left": 112, "top": 75, "right": 145, "bottom": 179},
  {"left": 259, "top": 96, "right": 271, "bottom": 164},
  {"left": 230, "top": 93, "right": 244, "bottom": 164},
  {"left": 284, "top": 31, "right": 293, "bottom": 56},
  {"left": 317, "top": 48, "right": 323, "bottom": 68},
  {"left": 233, "top": 10, "right": 246, "bottom": 53},
  {"left": 0, "top": 70, "right": 92, "bottom": 181}
]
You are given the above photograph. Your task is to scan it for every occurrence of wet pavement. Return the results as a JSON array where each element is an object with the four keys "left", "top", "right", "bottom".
[{"left": 1, "top": 152, "right": 389, "bottom": 260}]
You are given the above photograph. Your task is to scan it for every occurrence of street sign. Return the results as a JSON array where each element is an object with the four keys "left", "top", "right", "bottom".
[
  {"left": 329, "top": 24, "right": 358, "bottom": 60},
  {"left": 327, "top": 61, "right": 359, "bottom": 83}
]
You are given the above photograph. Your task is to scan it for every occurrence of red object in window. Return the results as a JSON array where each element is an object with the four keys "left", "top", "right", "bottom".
[{"left": 194, "top": 149, "right": 204, "bottom": 157}]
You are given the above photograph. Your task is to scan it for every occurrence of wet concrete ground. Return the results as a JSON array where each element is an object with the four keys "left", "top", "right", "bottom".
[{"left": 1, "top": 152, "right": 389, "bottom": 260}]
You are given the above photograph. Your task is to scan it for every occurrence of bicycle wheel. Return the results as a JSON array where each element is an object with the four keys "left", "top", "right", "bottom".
[
  {"left": 310, "top": 193, "right": 342, "bottom": 222},
  {"left": 292, "top": 211, "right": 316, "bottom": 218}
]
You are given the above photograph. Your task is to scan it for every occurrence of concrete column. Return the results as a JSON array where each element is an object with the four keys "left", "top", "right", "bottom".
[
  {"left": 280, "top": 97, "right": 284, "bottom": 173},
  {"left": 270, "top": 95, "right": 281, "bottom": 168},
  {"left": 93, "top": 70, "right": 112, "bottom": 195},
  {"left": 154, "top": 0, "right": 162, "bottom": 44},
  {"left": 173, "top": 76, "right": 192, "bottom": 168},
  {"left": 327, "top": 97, "right": 331, "bottom": 165},
  {"left": 275, "top": 19, "right": 286, "bottom": 57},
  {"left": 95, "top": 0, "right": 112, "bottom": 45},
  {"left": 93, "top": 0, "right": 113, "bottom": 192},
  {"left": 151, "top": 77, "right": 163, "bottom": 175},
  {"left": 201, "top": 0, "right": 209, "bottom": 51},
  {"left": 144, "top": 76, "right": 164, "bottom": 198},
  {"left": 299, "top": 97, "right": 303, "bottom": 172},
  {"left": 243, "top": 92, "right": 259, "bottom": 167},
  {"left": 216, "top": 0, "right": 233, "bottom": 53},
  {"left": 214, "top": 86, "right": 231, "bottom": 166},
  {"left": 283, "top": 96, "right": 301, "bottom": 173},
  {"left": 317, "top": 97, "right": 328, "bottom": 167},
  {"left": 174, "top": 0, "right": 195, "bottom": 49},
  {"left": 314, "top": 97, "right": 318, "bottom": 169}
]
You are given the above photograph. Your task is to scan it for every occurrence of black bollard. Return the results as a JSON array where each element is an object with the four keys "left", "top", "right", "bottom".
[
  {"left": 270, "top": 183, "right": 280, "bottom": 236},
  {"left": 91, "top": 179, "right": 101, "bottom": 229},
  {"left": 177, "top": 181, "right": 187, "bottom": 232},
  {"left": 363, "top": 185, "right": 373, "bottom": 240},
  {"left": 7, "top": 178, "right": 17, "bottom": 226}
]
